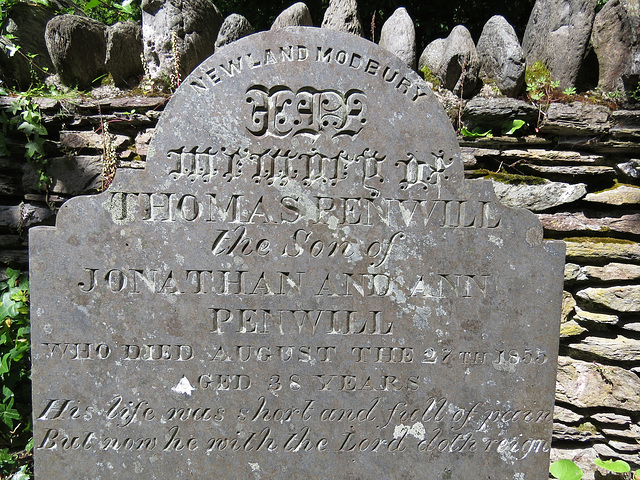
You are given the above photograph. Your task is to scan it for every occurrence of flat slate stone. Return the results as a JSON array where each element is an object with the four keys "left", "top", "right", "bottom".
[{"left": 30, "top": 28, "right": 564, "bottom": 480}]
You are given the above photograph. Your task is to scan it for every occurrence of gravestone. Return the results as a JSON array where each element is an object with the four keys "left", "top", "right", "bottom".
[{"left": 30, "top": 27, "right": 564, "bottom": 479}]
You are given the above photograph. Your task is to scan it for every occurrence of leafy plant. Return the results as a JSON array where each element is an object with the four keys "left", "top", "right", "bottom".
[
  {"left": 594, "top": 459, "right": 631, "bottom": 474},
  {"left": 501, "top": 119, "right": 526, "bottom": 135},
  {"left": 563, "top": 86, "right": 577, "bottom": 96},
  {"left": 461, "top": 125, "right": 493, "bottom": 138},
  {"left": 420, "top": 64, "right": 441, "bottom": 89},
  {"left": 0, "top": 94, "right": 51, "bottom": 191},
  {"left": 551, "top": 458, "right": 639, "bottom": 480},
  {"left": 0, "top": 268, "right": 32, "bottom": 478}
]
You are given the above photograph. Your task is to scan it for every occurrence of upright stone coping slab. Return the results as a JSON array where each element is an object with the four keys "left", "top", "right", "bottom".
[{"left": 30, "top": 28, "right": 564, "bottom": 479}]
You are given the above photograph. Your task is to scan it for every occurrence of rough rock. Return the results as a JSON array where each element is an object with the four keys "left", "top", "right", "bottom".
[
  {"left": 0, "top": 3, "right": 57, "bottom": 89},
  {"left": 592, "top": 444, "right": 640, "bottom": 465},
  {"left": 590, "top": 413, "right": 632, "bottom": 426},
  {"left": 584, "top": 184, "right": 640, "bottom": 205},
  {"left": 105, "top": 21, "right": 143, "bottom": 88},
  {"left": 379, "top": 8, "right": 416, "bottom": 70},
  {"left": 573, "top": 306, "right": 618, "bottom": 325},
  {"left": 461, "top": 97, "right": 538, "bottom": 129},
  {"left": 539, "top": 102, "right": 611, "bottom": 135},
  {"left": 0, "top": 203, "right": 55, "bottom": 229},
  {"left": 591, "top": 0, "right": 640, "bottom": 92},
  {"left": 556, "top": 356, "right": 640, "bottom": 410},
  {"left": 616, "top": 159, "right": 640, "bottom": 178},
  {"left": 569, "top": 335, "right": 640, "bottom": 362},
  {"left": 561, "top": 320, "right": 587, "bottom": 337},
  {"left": 579, "top": 263, "right": 640, "bottom": 282},
  {"left": 562, "top": 290, "right": 576, "bottom": 322},
  {"left": 476, "top": 15, "right": 525, "bottom": 96},
  {"left": 59, "top": 131, "right": 131, "bottom": 150},
  {"left": 522, "top": 0, "right": 598, "bottom": 88},
  {"left": 525, "top": 165, "right": 616, "bottom": 176},
  {"left": 23, "top": 156, "right": 103, "bottom": 195},
  {"left": 419, "top": 25, "right": 479, "bottom": 97},
  {"left": 537, "top": 211, "right": 640, "bottom": 235},
  {"left": 215, "top": 14, "right": 254, "bottom": 49},
  {"left": 565, "top": 239, "right": 640, "bottom": 262},
  {"left": 576, "top": 285, "right": 640, "bottom": 313},
  {"left": 271, "top": 2, "right": 313, "bottom": 29},
  {"left": 554, "top": 405, "right": 584, "bottom": 423},
  {"left": 601, "top": 423, "right": 640, "bottom": 439},
  {"left": 608, "top": 440, "right": 640, "bottom": 453},
  {"left": 142, "top": 0, "right": 222, "bottom": 84},
  {"left": 564, "top": 263, "right": 581, "bottom": 282},
  {"left": 490, "top": 180, "right": 587, "bottom": 211},
  {"left": 321, "top": 0, "right": 362, "bottom": 36},
  {"left": 45, "top": 14, "right": 107, "bottom": 89},
  {"left": 553, "top": 422, "right": 604, "bottom": 442}
]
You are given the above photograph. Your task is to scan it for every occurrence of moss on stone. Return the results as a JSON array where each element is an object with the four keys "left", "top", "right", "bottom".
[
  {"left": 472, "top": 169, "right": 546, "bottom": 185},
  {"left": 591, "top": 182, "right": 640, "bottom": 194},
  {"left": 420, "top": 65, "right": 441, "bottom": 89},
  {"left": 575, "top": 422, "right": 598, "bottom": 433},
  {"left": 564, "top": 237, "right": 635, "bottom": 245}
]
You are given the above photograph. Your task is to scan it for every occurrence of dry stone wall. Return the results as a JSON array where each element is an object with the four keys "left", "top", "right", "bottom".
[{"left": 0, "top": 91, "right": 637, "bottom": 477}]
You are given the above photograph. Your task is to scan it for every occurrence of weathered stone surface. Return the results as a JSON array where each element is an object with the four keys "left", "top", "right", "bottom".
[
  {"left": 501, "top": 149, "right": 604, "bottom": 165},
  {"left": 616, "top": 159, "right": 640, "bottom": 179},
  {"left": 573, "top": 306, "right": 618, "bottom": 325},
  {"left": 565, "top": 238, "right": 640, "bottom": 262},
  {"left": 29, "top": 28, "right": 564, "bottom": 480},
  {"left": 271, "top": 2, "right": 313, "bottom": 29},
  {"left": 562, "top": 290, "right": 576, "bottom": 322},
  {"left": 561, "top": 320, "right": 587, "bottom": 337},
  {"left": 554, "top": 405, "right": 584, "bottom": 423},
  {"left": 490, "top": 180, "right": 587, "bottom": 211},
  {"left": 608, "top": 440, "right": 640, "bottom": 453},
  {"left": 601, "top": 423, "right": 640, "bottom": 439},
  {"left": 321, "top": 0, "right": 362, "bottom": 36},
  {"left": 539, "top": 102, "right": 611, "bottom": 135},
  {"left": 590, "top": 413, "right": 632, "bottom": 426},
  {"left": 142, "top": 0, "right": 222, "bottom": 84},
  {"left": 593, "top": 443, "right": 640, "bottom": 465},
  {"left": 584, "top": 184, "right": 640, "bottom": 205},
  {"left": 553, "top": 422, "right": 604, "bottom": 442},
  {"left": 576, "top": 285, "right": 640, "bottom": 313},
  {"left": 215, "top": 14, "right": 254, "bottom": 49},
  {"left": 59, "top": 130, "right": 132, "bottom": 150},
  {"left": 591, "top": 0, "right": 640, "bottom": 92},
  {"left": 556, "top": 356, "right": 640, "bottom": 409},
  {"left": 105, "top": 21, "right": 143, "bottom": 88},
  {"left": 419, "top": 25, "right": 479, "bottom": 97},
  {"left": 0, "top": 3, "right": 57, "bottom": 89},
  {"left": 537, "top": 211, "right": 640, "bottom": 235},
  {"left": 379, "top": 7, "right": 415, "bottom": 70},
  {"left": 524, "top": 165, "right": 616, "bottom": 176},
  {"left": 45, "top": 15, "right": 107, "bottom": 89},
  {"left": 23, "top": 155, "right": 103, "bottom": 195},
  {"left": 564, "top": 263, "right": 581, "bottom": 281},
  {"left": 579, "top": 263, "right": 640, "bottom": 282},
  {"left": 569, "top": 335, "right": 640, "bottom": 362},
  {"left": 476, "top": 15, "right": 525, "bottom": 96},
  {"left": 593, "top": 443, "right": 638, "bottom": 466},
  {"left": 461, "top": 97, "right": 538, "bottom": 129},
  {"left": 621, "top": 321, "right": 640, "bottom": 332},
  {"left": 0, "top": 203, "right": 54, "bottom": 229},
  {"left": 522, "top": 0, "right": 597, "bottom": 89}
]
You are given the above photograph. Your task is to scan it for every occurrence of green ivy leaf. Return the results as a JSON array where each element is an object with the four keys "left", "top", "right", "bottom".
[
  {"left": 0, "top": 291, "right": 19, "bottom": 319},
  {"left": 10, "top": 464, "right": 31, "bottom": 480},
  {"left": 550, "top": 459, "right": 584, "bottom": 480},
  {"left": 25, "top": 139, "right": 45, "bottom": 158},
  {"left": 501, "top": 119, "right": 526, "bottom": 135},
  {"left": 461, "top": 125, "right": 493, "bottom": 138},
  {"left": 594, "top": 459, "right": 631, "bottom": 473},
  {"left": 0, "top": 400, "right": 20, "bottom": 429},
  {"left": 84, "top": 0, "right": 101, "bottom": 9}
]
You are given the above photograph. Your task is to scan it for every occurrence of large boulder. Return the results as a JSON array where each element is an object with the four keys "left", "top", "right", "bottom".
[
  {"left": 522, "top": 0, "right": 597, "bottom": 89},
  {"left": 419, "top": 25, "right": 479, "bottom": 98},
  {"left": 45, "top": 14, "right": 107, "bottom": 89},
  {"left": 215, "top": 13, "right": 254, "bottom": 49},
  {"left": 476, "top": 15, "right": 525, "bottom": 96},
  {"left": 591, "top": 0, "right": 640, "bottom": 93},
  {"left": 271, "top": 2, "right": 313, "bottom": 29},
  {"left": 321, "top": 0, "right": 363, "bottom": 36},
  {"left": 379, "top": 7, "right": 415, "bottom": 70},
  {"left": 142, "top": 0, "right": 222, "bottom": 85},
  {"left": 105, "top": 21, "right": 143, "bottom": 89},
  {"left": 0, "top": 3, "right": 57, "bottom": 89}
]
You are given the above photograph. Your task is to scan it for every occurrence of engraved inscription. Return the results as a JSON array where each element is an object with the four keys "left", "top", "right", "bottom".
[{"left": 245, "top": 86, "right": 366, "bottom": 139}]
